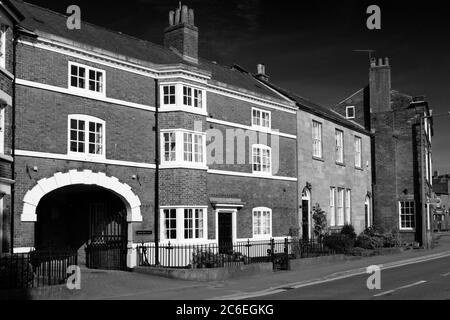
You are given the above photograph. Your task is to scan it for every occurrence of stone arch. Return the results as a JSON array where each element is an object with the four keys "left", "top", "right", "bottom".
[{"left": 21, "top": 169, "right": 142, "bottom": 223}]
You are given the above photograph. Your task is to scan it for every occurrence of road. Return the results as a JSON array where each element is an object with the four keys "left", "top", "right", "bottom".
[{"left": 250, "top": 255, "right": 450, "bottom": 300}]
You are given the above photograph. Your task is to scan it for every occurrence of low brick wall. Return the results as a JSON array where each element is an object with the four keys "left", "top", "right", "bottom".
[{"left": 134, "top": 262, "right": 273, "bottom": 282}]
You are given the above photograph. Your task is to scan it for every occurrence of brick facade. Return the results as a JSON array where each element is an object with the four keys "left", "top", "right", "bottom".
[{"left": 332, "top": 58, "right": 433, "bottom": 246}]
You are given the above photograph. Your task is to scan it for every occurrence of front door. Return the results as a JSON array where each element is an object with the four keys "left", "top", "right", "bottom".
[
  {"left": 302, "top": 200, "right": 309, "bottom": 240},
  {"left": 218, "top": 212, "right": 233, "bottom": 254}
]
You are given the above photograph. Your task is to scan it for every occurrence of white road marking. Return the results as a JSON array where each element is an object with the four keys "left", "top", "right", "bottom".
[
  {"left": 441, "top": 272, "right": 450, "bottom": 277},
  {"left": 211, "top": 251, "right": 450, "bottom": 300},
  {"left": 373, "top": 280, "right": 427, "bottom": 297}
]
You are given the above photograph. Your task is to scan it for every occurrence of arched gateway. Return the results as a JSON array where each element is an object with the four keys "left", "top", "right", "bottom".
[{"left": 21, "top": 170, "right": 143, "bottom": 269}]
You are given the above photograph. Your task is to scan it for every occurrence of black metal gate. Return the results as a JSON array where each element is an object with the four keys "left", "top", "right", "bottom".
[{"left": 85, "top": 204, "right": 127, "bottom": 270}]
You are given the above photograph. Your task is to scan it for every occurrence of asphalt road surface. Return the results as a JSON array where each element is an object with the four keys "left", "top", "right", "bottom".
[{"left": 250, "top": 255, "right": 450, "bottom": 300}]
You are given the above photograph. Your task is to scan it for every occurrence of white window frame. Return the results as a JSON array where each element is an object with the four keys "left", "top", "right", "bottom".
[
  {"left": 160, "top": 207, "right": 208, "bottom": 243},
  {"left": 68, "top": 62, "right": 106, "bottom": 96},
  {"left": 162, "top": 84, "right": 176, "bottom": 106},
  {"left": 399, "top": 201, "right": 416, "bottom": 231},
  {"left": 354, "top": 136, "right": 362, "bottom": 169},
  {"left": 337, "top": 188, "right": 345, "bottom": 226},
  {"left": 0, "top": 25, "right": 6, "bottom": 69},
  {"left": 252, "top": 207, "right": 272, "bottom": 239},
  {"left": 330, "top": 187, "right": 336, "bottom": 227},
  {"left": 251, "top": 107, "right": 271, "bottom": 130},
  {"left": 160, "top": 129, "right": 207, "bottom": 169},
  {"left": 252, "top": 144, "right": 272, "bottom": 176},
  {"left": 346, "top": 106, "right": 355, "bottom": 119},
  {"left": 0, "top": 108, "right": 4, "bottom": 154},
  {"left": 345, "top": 189, "right": 351, "bottom": 224},
  {"left": 67, "top": 114, "right": 106, "bottom": 159},
  {"left": 335, "top": 129, "right": 344, "bottom": 164},
  {"left": 312, "top": 120, "right": 323, "bottom": 158},
  {"left": 162, "top": 208, "right": 177, "bottom": 240},
  {"left": 159, "top": 82, "right": 207, "bottom": 115}
]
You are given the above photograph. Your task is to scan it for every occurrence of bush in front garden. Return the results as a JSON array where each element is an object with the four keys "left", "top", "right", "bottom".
[
  {"left": 323, "top": 234, "right": 355, "bottom": 253},
  {"left": 355, "top": 233, "right": 385, "bottom": 249},
  {"left": 340, "top": 224, "right": 356, "bottom": 240}
]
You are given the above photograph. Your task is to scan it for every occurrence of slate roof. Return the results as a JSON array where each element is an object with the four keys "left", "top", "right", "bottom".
[
  {"left": 9, "top": 0, "right": 288, "bottom": 103},
  {"left": 258, "top": 78, "right": 370, "bottom": 134}
]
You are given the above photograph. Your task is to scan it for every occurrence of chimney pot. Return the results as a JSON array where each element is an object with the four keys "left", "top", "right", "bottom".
[
  {"left": 175, "top": 8, "right": 180, "bottom": 24},
  {"left": 188, "top": 9, "right": 194, "bottom": 25},
  {"left": 256, "top": 64, "right": 269, "bottom": 82},
  {"left": 169, "top": 10, "right": 175, "bottom": 26},
  {"left": 164, "top": 4, "right": 199, "bottom": 64},
  {"left": 181, "top": 5, "right": 188, "bottom": 23}
]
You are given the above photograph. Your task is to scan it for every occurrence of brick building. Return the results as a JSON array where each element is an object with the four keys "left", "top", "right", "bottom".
[
  {"left": 0, "top": 1, "right": 302, "bottom": 268},
  {"left": 432, "top": 173, "right": 450, "bottom": 231},
  {"left": 0, "top": 1, "right": 23, "bottom": 253},
  {"left": 332, "top": 58, "right": 434, "bottom": 247},
  {"left": 0, "top": 0, "right": 382, "bottom": 269},
  {"left": 257, "top": 82, "right": 373, "bottom": 237}
]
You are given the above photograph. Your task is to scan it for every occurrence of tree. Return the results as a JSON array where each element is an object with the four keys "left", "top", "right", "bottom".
[{"left": 312, "top": 203, "right": 327, "bottom": 239}]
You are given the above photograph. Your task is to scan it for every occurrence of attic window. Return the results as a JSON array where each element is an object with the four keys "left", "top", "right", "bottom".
[{"left": 346, "top": 106, "right": 355, "bottom": 119}]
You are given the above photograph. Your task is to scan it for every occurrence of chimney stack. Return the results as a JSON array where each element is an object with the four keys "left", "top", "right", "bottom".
[
  {"left": 369, "top": 57, "right": 391, "bottom": 113},
  {"left": 164, "top": 4, "right": 198, "bottom": 64},
  {"left": 256, "top": 64, "right": 269, "bottom": 82}
]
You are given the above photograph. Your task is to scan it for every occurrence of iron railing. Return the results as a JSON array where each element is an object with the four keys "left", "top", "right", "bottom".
[
  {"left": 137, "top": 237, "right": 335, "bottom": 269},
  {"left": 0, "top": 250, "right": 78, "bottom": 290}
]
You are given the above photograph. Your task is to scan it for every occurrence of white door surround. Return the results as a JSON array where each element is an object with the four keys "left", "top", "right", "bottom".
[{"left": 215, "top": 208, "right": 237, "bottom": 243}]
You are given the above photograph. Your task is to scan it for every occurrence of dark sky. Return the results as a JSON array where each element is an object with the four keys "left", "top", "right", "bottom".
[{"left": 23, "top": 0, "right": 450, "bottom": 173}]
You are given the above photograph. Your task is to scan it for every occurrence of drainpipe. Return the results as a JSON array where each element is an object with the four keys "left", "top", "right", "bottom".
[
  {"left": 10, "top": 25, "right": 18, "bottom": 254},
  {"left": 154, "top": 79, "right": 160, "bottom": 265}
]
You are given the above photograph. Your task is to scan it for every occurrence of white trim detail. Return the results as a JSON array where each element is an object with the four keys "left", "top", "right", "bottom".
[
  {"left": 207, "top": 118, "right": 296, "bottom": 139},
  {"left": 16, "top": 78, "right": 156, "bottom": 112},
  {"left": 207, "top": 169, "right": 297, "bottom": 181},
  {"left": 21, "top": 169, "right": 143, "bottom": 223},
  {"left": 13, "top": 247, "right": 35, "bottom": 253},
  {"left": 252, "top": 207, "right": 272, "bottom": 239},
  {"left": 207, "top": 84, "right": 297, "bottom": 114},
  {"left": 15, "top": 149, "right": 156, "bottom": 169},
  {"left": 18, "top": 39, "right": 296, "bottom": 112},
  {"left": 215, "top": 208, "right": 237, "bottom": 243}
]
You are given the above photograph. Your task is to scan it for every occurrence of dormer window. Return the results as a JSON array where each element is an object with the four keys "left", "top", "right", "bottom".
[
  {"left": 69, "top": 62, "right": 105, "bottom": 95},
  {"left": 346, "top": 106, "right": 355, "bottom": 119}
]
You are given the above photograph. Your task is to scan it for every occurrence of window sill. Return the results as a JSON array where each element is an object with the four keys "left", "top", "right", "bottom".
[
  {"left": 160, "top": 163, "right": 208, "bottom": 170},
  {"left": 251, "top": 125, "right": 271, "bottom": 132},
  {"left": 312, "top": 156, "right": 324, "bottom": 162},
  {"left": 67, "top": 153, "right": 106, "bottom": 162},
  {"left": 68, "top": 87, "right": 106, "bottom": 98},
  {"left": 399, "top": 229, "right": 415, "bottom": 232},
  {"left": 335, "top": 162, "right": 346, "bottom": 167},
  {"left": 355, "top": 166, "right": 364, "bottom": 171},
  {"left": 159, "top": 105, "right": 207, "bottom": 116}
]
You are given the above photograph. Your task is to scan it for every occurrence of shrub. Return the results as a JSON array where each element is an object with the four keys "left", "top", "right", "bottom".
[
  {"left": 312, "top": 204, "right": 327, "bottom": 239},
  {"left": 355, "top": 233, "right": 384, "bottom": 249},
  {"left": 340, "top": 224, "right": 356, "bottom": 240},
  {"left": 323, "top": 234, "right": 355, "bottom": 253}
]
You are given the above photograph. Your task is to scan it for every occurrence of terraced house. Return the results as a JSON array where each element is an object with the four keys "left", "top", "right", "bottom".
[
  {"left": 0, "top": 0, "right": 377, "bottom": 270},
  {"left": 333, "top": 58, "right": 434, "bottom": 247},
  {"left": 1, "top": 0, "right": 301, "bottom": 269}
]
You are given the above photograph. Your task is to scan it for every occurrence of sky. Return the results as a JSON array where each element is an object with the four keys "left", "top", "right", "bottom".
[{"left": 23, "top": 0, "right": 450, "bottom": 173}]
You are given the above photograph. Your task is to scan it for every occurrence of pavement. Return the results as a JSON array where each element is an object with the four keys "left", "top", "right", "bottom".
[{"left": 23, "top": 232, "right": 450, "bottom": 300}]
